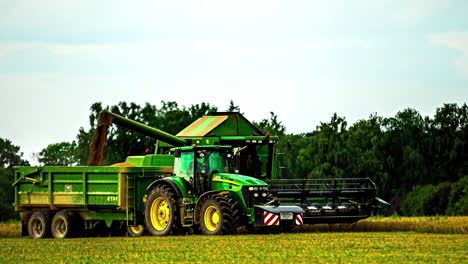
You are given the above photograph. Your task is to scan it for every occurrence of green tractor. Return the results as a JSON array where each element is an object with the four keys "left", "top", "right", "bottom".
[{"left": 144, "top": 145, "right": 276, "bottom": 235}]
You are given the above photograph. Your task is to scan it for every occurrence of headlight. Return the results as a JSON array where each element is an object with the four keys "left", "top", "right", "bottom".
[
  {"left": 249, "top": 187, "right": 254, "bottom": 191},
  {"left": 254, "top": 193, "right": 259, "bottom": 197},
  {"left": 262, "top": 193, "right": 267, "bottom": 197},
  {"left": 253, "top": 187, "right": 259, "bottom": 191}
]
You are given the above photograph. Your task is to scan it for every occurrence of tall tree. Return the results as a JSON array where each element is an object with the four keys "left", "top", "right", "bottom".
[
  {"left": 226, "top": 100, "right": 242, "bottom": 113},
  {"left": 0, "top": 138, "right": 29, "bottom": 168},
  {"left": 38, "top": 142, "right": 79, "bottom": 166}
]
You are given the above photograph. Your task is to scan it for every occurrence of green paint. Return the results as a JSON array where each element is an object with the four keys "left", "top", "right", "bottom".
[{"left": 188, "top": 116, "right": 217, "bottom": 136}]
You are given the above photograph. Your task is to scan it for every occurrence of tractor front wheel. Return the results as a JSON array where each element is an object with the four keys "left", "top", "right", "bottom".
[
  {"left": 199, "top": 194, "right": 241, "bottom": 235},
  {"left": 145, "top": 186, "right": 181, "bottom": 236},
  {"left": 127, "top": 225, "right": 146, "bottom": 237}
]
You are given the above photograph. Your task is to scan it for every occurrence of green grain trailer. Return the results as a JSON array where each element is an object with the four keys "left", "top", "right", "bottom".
[{"left": 14, "top": 111, "right": 388, "bottom": 238}]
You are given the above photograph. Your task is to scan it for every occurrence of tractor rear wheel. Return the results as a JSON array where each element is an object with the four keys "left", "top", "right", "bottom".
[
  {"left": 145, "top": 186, "right": 181, "bottom": 236},
  {"left": 199, "top": 194, "right": 241, "bottom": 235},
  {"left": 28, "top": 211, "right": 52, "bottom": 239},
  {"left": 51, "top": 210, "right": 80, "bottom": 238}
]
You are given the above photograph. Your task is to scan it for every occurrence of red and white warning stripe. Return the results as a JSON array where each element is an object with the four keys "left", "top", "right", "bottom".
[
  {"left": 295, "top": 213, "right": 303, "bottom": 225},
  {"left": 263, "top": 212, "right": 280, "bottom": 226}
]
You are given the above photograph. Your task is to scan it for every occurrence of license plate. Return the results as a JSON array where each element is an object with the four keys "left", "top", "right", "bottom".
[{"left": 280, "top": 212, "right": 293, "bottom": 220}]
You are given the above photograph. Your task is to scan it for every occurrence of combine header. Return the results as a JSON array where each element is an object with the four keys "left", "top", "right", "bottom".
[{"left": 13, "top": 111, "right": 388, "bottom": 238}]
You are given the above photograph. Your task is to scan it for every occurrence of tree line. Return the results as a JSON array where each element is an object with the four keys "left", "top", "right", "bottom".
[{"left": 0, "top": 101, "right": 466, "bottom": 221}]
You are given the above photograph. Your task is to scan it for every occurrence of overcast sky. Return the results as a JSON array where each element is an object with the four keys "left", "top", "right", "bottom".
[{"left": 0, "top": 0, "right": 467, "bottom": 163}]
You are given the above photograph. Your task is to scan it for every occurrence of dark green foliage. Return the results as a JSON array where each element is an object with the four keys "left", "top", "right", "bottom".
[
  {"left": 226, "top": 100, "right": 242, "bottom": 114},
  {"left": 0, "top": 168, "right": 18, "bottom": 221},
  {"left": 256, "top": 112, "right": 286, "bottom": 137},
  {"left": 446, "top": 175, "right": 468, "bottom": 216},
  {"left": 401, "top": 182, "right": 451, "bottom": 216},
  {"left": 0, "top": 138, "right": 29, "bottom": 221},
  {"left": 0, "top": 138, "right": 29, "bottom": 168},
  {"left": 38, "top": 142, "right": 79, "bottom": 166}
]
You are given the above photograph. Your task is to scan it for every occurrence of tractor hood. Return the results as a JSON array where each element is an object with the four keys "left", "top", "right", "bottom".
[{"left": 212, "top": 173, "right": 268, "bottom": 187}]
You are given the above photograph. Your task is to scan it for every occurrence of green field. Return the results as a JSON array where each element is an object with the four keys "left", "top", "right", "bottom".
[{"left": 1, "top": 217, "right": 467, "bottom": 263}]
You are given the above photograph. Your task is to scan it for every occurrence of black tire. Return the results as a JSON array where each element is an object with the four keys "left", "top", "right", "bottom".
[
  {"left": 127, "top": 225, "right": 146, "bottom": 237},
  {"left": 51, "top": 211, "right": 80, "bottom": 238},
  {"left": 144, "top": 185, "right": 181, "bottom": 236},
  {"left": 199, "top": 194, "right": 241, "bottom": 235},
  {"left": 27, "top": 211, "right": 52, "bottom": 239}
]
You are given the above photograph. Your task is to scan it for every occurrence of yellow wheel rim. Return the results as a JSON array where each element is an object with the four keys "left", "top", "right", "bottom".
[
  {"left": 150, "top": 197, "right": 170, "bottom": 231},
  {"left": 204, "top": 206, "right": 220, "bottom": 232},
  {"left": 129, "top": 225, "right": 143, "bottom": 234}
]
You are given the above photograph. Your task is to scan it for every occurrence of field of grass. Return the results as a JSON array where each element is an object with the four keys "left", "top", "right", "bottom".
[
  {"left": 1, "top": 217, "right": 466, "bottom": 263},
  {"left": 299, "top": 216, "right": 468, "bottom": 234}
]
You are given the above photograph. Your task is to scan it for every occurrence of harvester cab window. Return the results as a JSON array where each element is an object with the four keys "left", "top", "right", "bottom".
[{"left": 235, "top": 145, "right": 262, "bottom": 178}]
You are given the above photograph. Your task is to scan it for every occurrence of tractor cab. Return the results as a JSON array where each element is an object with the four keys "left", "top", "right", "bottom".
[{"left": 172, "top": 145, "right": 233, "bottom": 194}]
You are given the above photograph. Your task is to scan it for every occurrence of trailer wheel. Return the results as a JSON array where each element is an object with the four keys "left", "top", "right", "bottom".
[
  {"left": 145, "top": 186, "right": 181, "bottom": 236},
  {"left": 51, "top": 211, "right": 79, "bottom": 238},
  {"left": 200, "top": 194, "right": 241, "bottom": 235},
  {"left": 127, "top": 225, "right": 146, "bottom": 237},
  {"left": 28, "top": 211, "right": 52, "bottom": 239}
]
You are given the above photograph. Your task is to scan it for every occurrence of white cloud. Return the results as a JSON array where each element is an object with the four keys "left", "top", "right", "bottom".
[{"left": 429, "top": 32, "right": 468, "bottom": 79}]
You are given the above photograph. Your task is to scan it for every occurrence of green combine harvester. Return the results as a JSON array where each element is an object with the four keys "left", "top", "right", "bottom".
[{"left": 13, "top": 111, "right": 388, "bottom": 238}]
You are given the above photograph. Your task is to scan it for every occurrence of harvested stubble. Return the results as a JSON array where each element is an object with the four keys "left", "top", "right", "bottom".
[{"left": 297, "top": 216, "right": 468, "bottom": 234}]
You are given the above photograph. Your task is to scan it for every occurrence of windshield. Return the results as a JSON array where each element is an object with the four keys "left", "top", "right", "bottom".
[
  {"left": 196, "top": 151, "right": 229, "bottom": 174},
  {"left": 174, "top": 149, "right": 231, "bottom": 180}
]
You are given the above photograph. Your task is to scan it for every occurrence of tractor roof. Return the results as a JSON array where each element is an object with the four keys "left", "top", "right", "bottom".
[{"left": 176, "top": 112, "right": 263, "bottom": 138}]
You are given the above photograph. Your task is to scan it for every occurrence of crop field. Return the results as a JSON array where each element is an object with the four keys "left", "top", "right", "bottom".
[{"left": 1, "top": 217, "right": 467, "bottom": 263}]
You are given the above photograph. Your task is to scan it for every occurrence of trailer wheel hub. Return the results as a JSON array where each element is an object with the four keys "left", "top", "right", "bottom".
[
  {"left": 204, "top": 206, "right": 220, "bottom": 231},
  {"left": 150, "top": 197, "right": 170, "bottom": 231},
  {"left": 31, "top": 218, "right": 44, "bottom": 237},
  {"left": 54, "top": 218, "right": 67, "bottom": 236}
]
